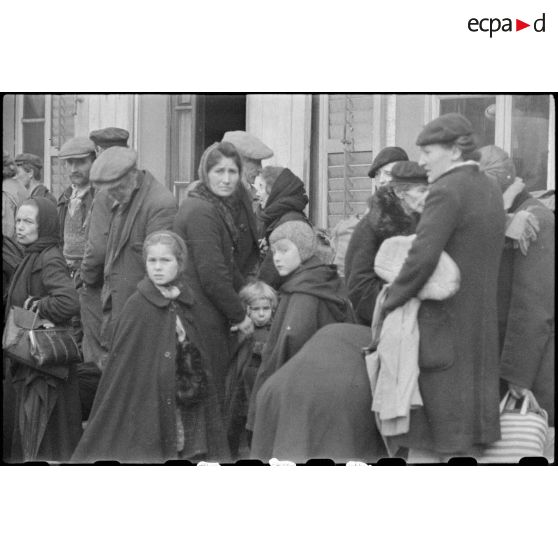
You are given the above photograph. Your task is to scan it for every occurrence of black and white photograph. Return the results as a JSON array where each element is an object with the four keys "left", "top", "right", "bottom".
[{"left": 3, "top": 93, "right": 555, "bottom": 464}]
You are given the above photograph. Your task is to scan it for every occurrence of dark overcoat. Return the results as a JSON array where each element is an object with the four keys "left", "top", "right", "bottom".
[
  {"left": 100, "top": 170, "right": 177, "bottom": 342},
  {"left": 250, "top": 323, "right": 386, "bottom": 463},
  {"left": 71, "top": 277, "right": 229, "bottom": 463},
  {"left": 498, "top": 191, "right": 555, "bottom": 425},
  {"left": 345, "top": 190, "right": 419, "bottom": 326},
  {"left": 247, "top": 256, "right": 354, "bottom": 430},
  {"left": 4, "top": 245, "right": 82, "bottom": 462},
  {"left": 383, "top": 164, "right": 506, "bottom": 454},
  {"left": 232, "top": 183, "right": 260, "bottom": 279},
  {"left": 173, "top": 192, "right": 247, "bottom": 404}
]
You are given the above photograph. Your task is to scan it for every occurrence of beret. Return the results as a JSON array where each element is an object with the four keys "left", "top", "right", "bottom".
[
  {"left": 416, "top": 113, "right": 474, "bottom": 146},
  {"left": 368, "top": 147, "right": 408, "bottom": 178},
  {"left": 15, "top": 153, "right": 43, "bottom": 169},
  {"left": 222, "top": 131, "right": 273, "bottom": 160},
  {"left": 90, "top": 147, "right": 137, "bottom": 183},
  {"left": 59, "top": 137, "right": 96, "bottom": 159},
  {"left": 89, "top": 127, "right": 130, "bottom": 148},
  {"left": 390, "top": 161, "right": 427, "bottom": 184}
]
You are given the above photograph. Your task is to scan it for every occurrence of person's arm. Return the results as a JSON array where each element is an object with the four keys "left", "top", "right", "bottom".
[
  {"left": 81, "top": 193, "right": 111, "bottom": 287},
  {"left": 500, "top": 207, "right": 555, "bottom": 391},
  {"left": 345, "top": 220, "right": 385, "bottom": 325},
  {"left": 38, "top": 252, "right": 80, "bottom": 323},
  {"left": 383, "top": 184, "right": 461, "bottom": 313}
]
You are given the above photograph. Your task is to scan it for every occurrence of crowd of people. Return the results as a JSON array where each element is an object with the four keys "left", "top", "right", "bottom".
[{"left": 2, "top": 113, "right": 554, "bottom": 464}]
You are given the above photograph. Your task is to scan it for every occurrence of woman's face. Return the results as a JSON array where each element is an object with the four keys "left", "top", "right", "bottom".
[
  {"left": 419, "top": 144, "right": 460, "bottom": 183},
  {"left": 272, "top": 238, "right": 302, "bottom": 276},
  {"left": 15, "top": 204, "right": 39, "bottom": 245},
  {"left": 207, "top": 156, "right": 240, "bottom": 197},
  {"left": 376, "top": 162, "right": 397, "bottom": 188},
  {"left": 397, "top": 184, "right": 430, "bottom": 215},
  {"left": 145, "top": 243, "right": 179, "bottom": 286}
]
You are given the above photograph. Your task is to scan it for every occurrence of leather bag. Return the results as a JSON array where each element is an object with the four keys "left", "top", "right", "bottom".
[{"left": 479, "top": 390, "right": 549, "bottom": 463}]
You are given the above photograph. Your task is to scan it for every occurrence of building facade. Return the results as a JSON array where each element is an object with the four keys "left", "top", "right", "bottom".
[{"left": 3, "top": 94, "right": 554, "bottom": 229}]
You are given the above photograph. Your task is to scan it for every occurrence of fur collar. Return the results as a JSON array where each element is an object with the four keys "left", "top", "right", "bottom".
[{"left": 366, "top": 188, "right": 418, "bottom": 239}]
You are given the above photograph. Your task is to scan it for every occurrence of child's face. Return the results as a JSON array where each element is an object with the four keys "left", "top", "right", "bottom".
[
  {"left": 272, "top": 239, "right": 302, "bottom": 276},
  {"left": 146, "top": 243, "right": 179, "bottom": 286},
  {"left": 247, "top": 297, "right": 273, "bottom": 327}
]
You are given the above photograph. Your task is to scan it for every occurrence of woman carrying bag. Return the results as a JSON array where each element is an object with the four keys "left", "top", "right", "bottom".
[{"left": 3, "top": 198, "right": 81, "bottom": 462}]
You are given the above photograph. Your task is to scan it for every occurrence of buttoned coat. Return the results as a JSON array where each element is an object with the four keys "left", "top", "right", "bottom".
[{"left": 383, "top": 164, "right": 506, "bottom": 454}]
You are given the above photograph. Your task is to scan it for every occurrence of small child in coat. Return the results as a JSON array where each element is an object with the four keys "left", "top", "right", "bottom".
[{"left": 225, "top": 280, "right": 278, "bottom": 457}]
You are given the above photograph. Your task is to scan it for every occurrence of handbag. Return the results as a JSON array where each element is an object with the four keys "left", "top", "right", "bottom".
[
  {"left": 2, "top": 306, "right": 81, "bottom": 378},
  {"left": 479, "top": 390, "right": 549, "bottom": 463}
]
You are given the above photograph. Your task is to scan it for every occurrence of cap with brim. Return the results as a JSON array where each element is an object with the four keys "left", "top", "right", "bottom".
[
  {"left": 222, "top": 131, "right": 273, "bottom": 160},
  {"left": 90, "top": 147, "right": 137, "bottom": 183},
  {"left": 59, "top": 137, "right": 96, "bottom": 159},
  {"left": 368, "top": 147, "right": 408, "bottom": 178},
  {"left": 89, "top": 127, "right": 130, "bottom": 149},
  {"left": 390, "top": 161, "right": 428, "bottom": 184},
  {"left": 416, "top": 113, "right": 474, "bottom": 146},
  {"left": 15, "top": 153, "right": 43, "bottom": 169}
]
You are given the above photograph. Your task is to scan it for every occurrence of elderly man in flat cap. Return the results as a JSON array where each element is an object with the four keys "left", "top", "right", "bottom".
[
  {"left": 14, "top": 153, "right": 56, "bottom": 205},
  {"left": 89, "top": 127, "right": 130, "bottom": 155},
  {"left": 86, "top": 146, "right": 177, "bottom": 367},
  {"left": 221, "top": 130, "right": 273, "bottom": 280}
]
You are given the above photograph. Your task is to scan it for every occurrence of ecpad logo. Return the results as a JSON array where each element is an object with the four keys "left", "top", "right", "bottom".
[{"left": 468, "top": 13, "right": 546, "bottom": 37}]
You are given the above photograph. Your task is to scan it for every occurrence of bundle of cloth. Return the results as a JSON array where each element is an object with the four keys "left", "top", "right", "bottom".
[{"left": 366, "top": 234, "right": 461, "bottom": 443}]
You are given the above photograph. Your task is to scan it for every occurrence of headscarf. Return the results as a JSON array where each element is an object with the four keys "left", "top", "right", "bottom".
[
  {"left": 479, "top": 145, "right": 516, "bottom": 192},
  {"left": 260, "top": 168, "right": 308, "bottom": 228},
  {"left": 6, "top": 197, "right": 61, "bottom": 312},
  {"left": 188, "top": 142, "right": 240, "bottom": 249}
]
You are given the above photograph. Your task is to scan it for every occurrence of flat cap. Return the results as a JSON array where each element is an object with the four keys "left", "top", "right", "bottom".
[
  {"left": 416, "top": 113, "right": 474, "bottom": 146},
  {"left": 222, "top": 131, "right": 273, "bottom": 160},
  {"left": 390, "top": 161, "right": 428, "bottom": 184},
  {"left": 59, "top": 137, "right": 96, "bottom": 159},
  {"left": 89, "top": 127, "right": 130, "bottom": 149},
  {"left": 90, "top": 147, "right": 137, "bottom": 183},
  {"left": 368, "top": 147, "right": 408, "bottom": 178},
  {"left": 15, "top": 153, "right": 43, "bottom": 169}
]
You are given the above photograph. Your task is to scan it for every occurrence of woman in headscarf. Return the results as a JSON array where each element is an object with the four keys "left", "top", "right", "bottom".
[
  {"left": 173, "top": 142, "right": 253, "bottom": 414},
  {"left": 72, "top": 231, "right": 229, "bottom": 463},
  {"left": 255, "top": 166, "right": 310, "bottom": 289},
  {"left": 4, "top": 197, "right": 81, "bottom": 462}
]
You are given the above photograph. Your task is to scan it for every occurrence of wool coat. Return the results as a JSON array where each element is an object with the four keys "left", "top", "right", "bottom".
[
  {"left": 232, "top": 183, "right": 260, "bottom": 280},
  {"left": 4, "top": 245, "right": 82, "bottom": 462},
  {"left": 173, "top": 190, "right": 247, "bottom": 404},
  {"left": 345, "top": 189, "right": 419, "bottom": 326},
  {"left": 72, "top": 277, "right": 230, "bottom": 463},
  {"left": 247, "top": 256, "right": 354, "bottom": 430},
  {"left": 498, "top": 190, "right": 555, "bottom": 425},
  {"left": 383, "top": 164, "right": 506, "bottom": 454},
  {"left": 250, "top": 323, "right": 387, "bottom": 463},
  {"left": 99, "top": 170, "right": 177, "bottom": 347}
]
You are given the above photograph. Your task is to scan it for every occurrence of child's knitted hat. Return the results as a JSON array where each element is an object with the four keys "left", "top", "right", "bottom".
[{"left": 269, "top": 220, "right": 317, "bottom": 262}]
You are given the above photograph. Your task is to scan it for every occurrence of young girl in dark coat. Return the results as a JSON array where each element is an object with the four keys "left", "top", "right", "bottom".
[
  {"left": 247, "top": 221, "right": 354, "bottom": 436},
  {"left": 72, "top": 231, "right": 230, "bottom": 463},
  {"left": 4, "top": 198, "right": 82, "bottom": 462}
]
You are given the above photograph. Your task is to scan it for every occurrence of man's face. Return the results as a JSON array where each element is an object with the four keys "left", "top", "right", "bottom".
[
  {"left": 15, "top": 165, "right": 33, "bottom": 188},
  {"left": 64, "top": 155, "right": 94, "bottom": 187},
  {"left": 242, "top": 158, "right": 262, "bottom": 187},
  {"left": 419, "top": 144, "right": 457, "bottom": 183},
  {"left": 376, "top": 162, "right": 397, "bottom": 188},
  {"left": 103, "top": 171, "right": 135, "bottom": 204}
]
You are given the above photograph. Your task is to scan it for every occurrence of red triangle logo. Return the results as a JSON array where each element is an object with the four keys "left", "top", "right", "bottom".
[{"left": 516, "top": 19, "right": 530, "bottom": 31}]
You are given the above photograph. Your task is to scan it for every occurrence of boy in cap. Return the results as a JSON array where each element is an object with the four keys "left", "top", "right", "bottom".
[
  {"left": 15, "top": 153, "right": 56, "bottom": 205},
  {"left": 222, "top": 130, "right": 274, "bottom": 280},
  {"left": 87, "top": 146, "right": 177, "bottom": 365},
  {"left": 246, "top": 220, "right": 354, "bottom": 433}
]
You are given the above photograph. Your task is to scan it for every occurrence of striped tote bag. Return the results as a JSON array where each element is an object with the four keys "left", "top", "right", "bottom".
[{"left": 479, "top": 391, "right": 548, "bottom": 464}]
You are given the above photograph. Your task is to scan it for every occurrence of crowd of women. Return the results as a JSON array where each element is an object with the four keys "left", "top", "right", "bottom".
[{"left": 2, "top": 112, "right": 554, "bottom": 463}]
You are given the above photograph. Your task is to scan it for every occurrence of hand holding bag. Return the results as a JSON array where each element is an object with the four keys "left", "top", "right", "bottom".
[{"left": 479, "top": 390, "right": 549, "bottom": 463}]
